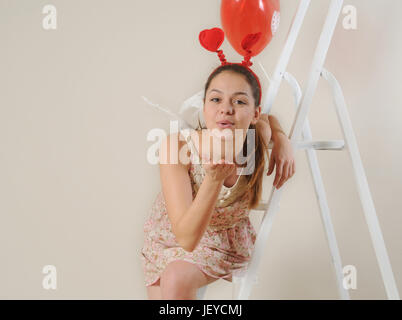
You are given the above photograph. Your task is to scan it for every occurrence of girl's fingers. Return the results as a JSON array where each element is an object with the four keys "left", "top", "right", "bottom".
[
  {"left": 279, "top": 162, "right": 293, "bottom": 187},
  {"left": 267, "top": 154, "right": 275, "bottom": 176},
  {"left": 273, "top": 161, "right": 283, "bottom": 187},
  {"left": 201, "top": 154, "right": 210, "bottom": 164},
  {"left": 275, "top": 168, "right": 284, "bottom": 188},
  {"left": 290, "top": 162, "right": 295, "bottom": 177},
  {"left": 277, "top": 162, "right": 290, "bottom": 189}
]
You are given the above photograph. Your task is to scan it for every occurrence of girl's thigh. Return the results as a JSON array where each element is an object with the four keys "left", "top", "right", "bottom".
[
  {"left": 161, "top": 260, "right": 218, "bottom": 289},
  {"left": 146, "top": 260, "right": 219, "bottom": 299},
  {"left": 146, "top": 278, "right": 162, "bottom": 300}
]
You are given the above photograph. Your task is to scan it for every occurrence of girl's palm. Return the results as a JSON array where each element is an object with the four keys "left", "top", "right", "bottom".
[{"left": 202, "top": 156, "right": 236, "bottom": 182}]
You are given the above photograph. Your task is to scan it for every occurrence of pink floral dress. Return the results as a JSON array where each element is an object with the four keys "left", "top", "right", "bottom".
[{"left": 140, "top": 129, "right": 257, "bottom": 286}]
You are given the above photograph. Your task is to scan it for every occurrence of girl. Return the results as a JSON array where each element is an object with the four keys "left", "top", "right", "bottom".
[{"left": 141, "top": 63, "right": 295, "bottom": 299}]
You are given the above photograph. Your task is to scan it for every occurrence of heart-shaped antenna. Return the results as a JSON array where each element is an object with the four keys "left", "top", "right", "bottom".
[{"left": 199, "top": 28, "right": 225, "bottom": 52}]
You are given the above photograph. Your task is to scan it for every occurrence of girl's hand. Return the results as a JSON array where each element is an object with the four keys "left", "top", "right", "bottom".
[
  {"left": 201, "top": 155, "right": 236, "bottom": 183},
  {"left": 268, "top": 132, "right": 295, "bottom": 189}
]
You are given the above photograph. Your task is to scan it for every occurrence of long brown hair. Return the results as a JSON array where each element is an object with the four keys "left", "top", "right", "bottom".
[{"left": 200, "top": 64, "right": 268, "bottom": 210}]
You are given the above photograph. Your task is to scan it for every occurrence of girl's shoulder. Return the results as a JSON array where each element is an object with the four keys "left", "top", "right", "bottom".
[
  {"left": 159, "top": 131, "right": 191, "bottom": 171},
  {"left": 167, "top": 129, "right": 202, "bottom": 171}
]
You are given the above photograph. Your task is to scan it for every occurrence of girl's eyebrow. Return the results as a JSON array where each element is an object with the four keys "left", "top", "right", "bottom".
[{"left": 209, "top": 89, "right": 249, "bottom": 97}]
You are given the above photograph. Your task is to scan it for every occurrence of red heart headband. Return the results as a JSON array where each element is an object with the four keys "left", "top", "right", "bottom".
[{"left": 199, "top": 27, "right": 262, "bottom": 106}]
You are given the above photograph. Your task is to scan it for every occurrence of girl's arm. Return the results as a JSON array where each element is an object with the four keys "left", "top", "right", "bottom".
[
  {"left": 159, "top": 133, "right": 226, "bottom": 252},
  {"left": 268, "top": 114, "right": 288, "bottom": 142},
  {"left": 255, "top": 113, "right": 272, "bottom": 149},
  {"left": 174, "top": 174, "right": 224, "bottom": 252},
  {"left": 267, "top": 114, "right": 296, "bottom": 188}
]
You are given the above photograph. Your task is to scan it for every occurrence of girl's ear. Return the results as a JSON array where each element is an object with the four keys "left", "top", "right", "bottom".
[{"left": 251, "top": 105, "right": 261, "bottom": 125}]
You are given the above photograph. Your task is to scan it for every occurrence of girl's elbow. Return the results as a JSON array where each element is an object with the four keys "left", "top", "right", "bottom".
[
  {"left": 178, "top": 237, "right": 196, "bottom": 252},
  {"left": 182, "top": 244, "right": 195, "bottom": 253},
  {"left": 173, "top": 229, "right": 196, "bottom": 253}
]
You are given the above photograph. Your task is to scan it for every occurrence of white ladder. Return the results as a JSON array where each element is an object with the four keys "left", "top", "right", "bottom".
[{"left": 230, "top": 0, "right": 399, "bottom": 300}]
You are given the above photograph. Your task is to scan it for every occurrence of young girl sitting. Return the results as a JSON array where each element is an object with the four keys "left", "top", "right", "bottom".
[{"left": 141, "top": 63, "right": 295, "bottom": 299}]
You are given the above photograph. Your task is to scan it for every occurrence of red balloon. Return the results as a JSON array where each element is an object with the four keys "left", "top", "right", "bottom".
[{"left": 221, "top": 0, "right": 280, "bottom": 58}]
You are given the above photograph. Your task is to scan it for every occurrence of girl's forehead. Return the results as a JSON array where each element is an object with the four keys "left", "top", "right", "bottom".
[{"left": 208, "top": 72, "right": 251, "bottom": 95}]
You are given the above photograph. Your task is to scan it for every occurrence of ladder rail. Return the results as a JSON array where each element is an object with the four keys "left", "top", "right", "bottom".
[
  {"left": 260, "top": 0, "right": 311, "bottom": 115},
  {"left": 284, "top": 71, "right": 350, "bottom": 299},
  {"left": 321, "top": 68, "right": 400, "bottom": 300},
  {"left": 237, "top": 0, "right": 345, "bottom": 300}
]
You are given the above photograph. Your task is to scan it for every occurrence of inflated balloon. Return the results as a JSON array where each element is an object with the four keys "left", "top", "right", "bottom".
[{"left": 221, "top": 0, "right": 280, "bottom": 57}]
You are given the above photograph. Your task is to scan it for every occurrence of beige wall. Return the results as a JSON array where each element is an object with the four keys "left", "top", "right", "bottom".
[{"left": 0, "top": 0, "right": 401, "bottom": 299}]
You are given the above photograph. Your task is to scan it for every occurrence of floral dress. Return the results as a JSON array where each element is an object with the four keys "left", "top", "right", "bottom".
[{"left": 140, "top": 128, "right": 257, "bottom": 286}]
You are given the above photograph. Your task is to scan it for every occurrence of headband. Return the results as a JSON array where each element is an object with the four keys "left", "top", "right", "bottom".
[{"left": 199, "top": 27, "right": 262, "bottom": 106}]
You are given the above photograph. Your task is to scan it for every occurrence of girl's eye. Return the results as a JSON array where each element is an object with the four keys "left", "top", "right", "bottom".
[{"left": 210, "top": 98, "right": 246, "bottom": 105}]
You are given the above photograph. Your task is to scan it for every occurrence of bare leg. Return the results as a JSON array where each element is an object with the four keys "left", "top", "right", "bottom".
[
  {"left": 146, "top": 278, "right": 162, "bottom": 300},
  {"left": 160, "top": 260, "right": 218, "bottom": 300}
]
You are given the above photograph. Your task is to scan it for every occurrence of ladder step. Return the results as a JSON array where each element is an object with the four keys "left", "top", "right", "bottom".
[
  {"left": 269, "top": 139, "right": 344, "bottom": 150},
  {"left": 296, "top": 139, "right": 345, "bottom": 150},
  {"left": 268, "top": 140, "right": 345, "bottom": 150}
]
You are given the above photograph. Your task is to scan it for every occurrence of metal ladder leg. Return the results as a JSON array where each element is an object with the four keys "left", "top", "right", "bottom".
[
  {"left": 196, "top": 286, "right": 207, "bottom": 300},
  {"left": 284, "top": 71, "right": 350, "bottom": 299},
  {"left": 321, "top": 68, "right": 400, "bottom": 300}
]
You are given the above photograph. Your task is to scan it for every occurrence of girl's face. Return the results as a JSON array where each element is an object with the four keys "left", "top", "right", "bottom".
[{"left": 203, "top": 70, "right": 261, "bottom": 138}]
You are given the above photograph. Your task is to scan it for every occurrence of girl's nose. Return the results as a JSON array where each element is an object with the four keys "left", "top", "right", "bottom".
[{"left": 220, "top": 102, "right": 234, "bottom": 114}]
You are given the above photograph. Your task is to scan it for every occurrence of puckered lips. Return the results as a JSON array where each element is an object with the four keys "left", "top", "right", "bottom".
[{"left": 216, "top": 119, "right": 234, "bottom": 129}]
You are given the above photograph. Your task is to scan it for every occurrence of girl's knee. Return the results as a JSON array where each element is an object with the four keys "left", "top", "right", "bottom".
[
  {"left": 161, "top": 261, "right": 195, "bottom": 287},
  {"left": 160, "top": 261, "right": 201, "bottom": 298},
  {"left": 146, "top": 277, "right": 162, "bottom": 299},
  {"left": 146, "top": 283, "right": 162, "bottom": 300}
]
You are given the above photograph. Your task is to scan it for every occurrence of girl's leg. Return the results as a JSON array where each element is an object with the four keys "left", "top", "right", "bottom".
[
  {"left": 146, "top": 278, "right": 162, "bottom": 300},
  {"left": 160, "top": 260, "right": 218, "bottom": 300}
]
